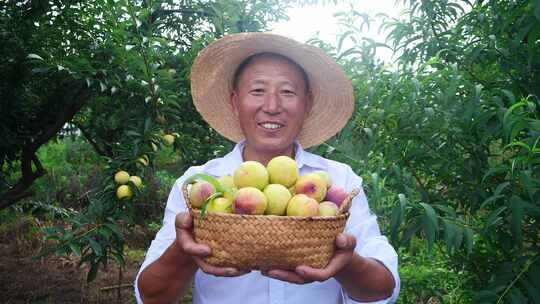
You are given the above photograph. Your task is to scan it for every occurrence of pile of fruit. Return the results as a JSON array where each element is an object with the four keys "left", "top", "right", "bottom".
[
  {"left": 114, "top": 170, "right": 143, "bottom": 200},
  {"left": 186, "top": 155, "right": 351, "bottom": 217}
]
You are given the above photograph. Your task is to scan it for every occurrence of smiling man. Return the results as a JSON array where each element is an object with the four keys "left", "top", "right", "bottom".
[
  {"left": 231, "top": 53, "right": 312, "bottom": 165},
  {"left": 135, "top": 33, "right": 400, "bottom": 304}
]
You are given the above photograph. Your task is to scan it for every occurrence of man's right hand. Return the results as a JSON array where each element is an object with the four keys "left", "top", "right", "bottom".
[{"left": 175, "top": 212, "right": 250, "bottom": 277}]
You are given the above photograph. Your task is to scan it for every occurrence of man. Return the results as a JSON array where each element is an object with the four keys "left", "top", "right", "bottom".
[{"left": 135, "top": 33, "right": 400, "bottom": 303}]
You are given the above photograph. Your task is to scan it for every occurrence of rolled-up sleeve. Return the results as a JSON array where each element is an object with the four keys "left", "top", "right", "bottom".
[
  {"left": 133, "top": 167, "right": 198, "bottom": 303},
  {"left": 343, "top": 167, "right": 400, "bottom": 303}
]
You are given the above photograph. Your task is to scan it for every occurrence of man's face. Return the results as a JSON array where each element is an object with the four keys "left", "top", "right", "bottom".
[{"left": 230, "top": 55, "right": 312, "bottom": 154}]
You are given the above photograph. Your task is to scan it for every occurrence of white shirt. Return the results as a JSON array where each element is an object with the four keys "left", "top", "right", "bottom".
[{"left": 134, "top": 141, "right": 400, "bottom": 303}]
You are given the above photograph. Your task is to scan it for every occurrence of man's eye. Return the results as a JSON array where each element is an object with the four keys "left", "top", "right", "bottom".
[
  {"left": 250, "top": 89, "right": 265, "bottom": 95},
  {"left": 281, "top": 90, "right": 296, "bottom": 96}
]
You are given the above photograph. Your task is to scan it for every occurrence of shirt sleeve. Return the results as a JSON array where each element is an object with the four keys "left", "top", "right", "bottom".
[
  {"left": 342, "top": 166, "right": 400, "bottom": 304},
  {"left": 133, "top": 166, "right": 199, "bottom": 304}
]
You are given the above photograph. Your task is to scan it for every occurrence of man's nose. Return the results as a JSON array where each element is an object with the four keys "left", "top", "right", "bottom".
[{"left": 262, "top": 92, "right": 282, "bottom": 114}]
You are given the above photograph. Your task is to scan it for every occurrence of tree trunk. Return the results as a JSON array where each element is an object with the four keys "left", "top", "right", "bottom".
[{"left": 0, "top": 85, "right": 91, "bottom": 210}]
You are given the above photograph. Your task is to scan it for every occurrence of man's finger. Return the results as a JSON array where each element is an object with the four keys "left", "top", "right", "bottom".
[
  {"left": 295, "top": 253, "right": 349, "bottom": 281},
  {"left": 266, "top": 269, "right": 312, "bottom": 284},
  {"left": 335, "top": 233, "right": 356, "bottom": 250},
  {"left": 194, "top": 256, "right": 250, "bottom": 277},
  {"left": 295, "top": 265, "right": 332, "bottom": 282},
  {"left": 177, "top": 226, "right": 211, "bottom": 257},
  {"left": 175, "top": 212, "right": 193, "bottom": 229}
]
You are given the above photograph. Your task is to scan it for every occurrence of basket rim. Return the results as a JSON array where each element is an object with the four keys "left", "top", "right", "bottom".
[
  {"left": 182, "top": 181, "right": 360, "bottom": 218},
  {"left": 189, "top": 207, "right": 350, "bottom": 221}
]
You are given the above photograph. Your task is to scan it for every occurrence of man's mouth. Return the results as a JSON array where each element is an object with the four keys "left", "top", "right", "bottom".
[{"left": 258, "top": 122, "right": 284, "bottom": 130}]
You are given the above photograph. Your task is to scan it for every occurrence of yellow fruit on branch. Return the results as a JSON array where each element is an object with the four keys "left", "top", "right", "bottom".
[
  {"left": 114, "top": 171, "right": 130, "bottom": 185},
  {"left": 129, "top": 175, "right": 143, "bottom": 188},
  {"left": 163, "top": 134, "right": 175, "bottom": 146},
  {"left": 137, "top": 155, "right": 149, "bottom": 166},
  {"left": 116, "top": 185, "right": 133, "bottom": 200}
]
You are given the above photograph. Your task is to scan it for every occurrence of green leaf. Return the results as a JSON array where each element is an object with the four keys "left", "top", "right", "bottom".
[
  {"left": 88, "top": 237, "right": 103, "bottom": 256},
  {"left": 27, "top": 53, "right": 44, "bottom": 60},
  {"left": 336, "top": 47, "right": 363, "bottom": 61},
  {"left": 464, "top": 227, "right": 474, "bottom": 254},
  {"left": 503, "top": 141, "right": 531, "bottom": 153},
  {"left": 527, "top": 118, "right": 540, "bottom": 132},
  {"left": 480, "top": 182, "right": 510, "bottom": 209},
  {"left": 443, "top": 219, "right": 455, "bottom": 251},
  {"left": 337, "top": 30, "right": 354, "bottom": 53},
  {"left": 126, "top": 131, "right": 141, "bottom": 137},
  {"left": 510, "top": 196, "right": 524, "bottom": 245},
  {"left": 508, "top": 287, "right": 527, "bottom": 304},
  {"left": 103, "top": 223, "right": 121, "bottom": 236},
  {"left": 473, "top": 290, "right": 498, "bottom": 302},
  {"left": 522, "top": 275, "right": 540, "bottom": 304},
  {"left": 501, "top": 89, "right": 516, "bottom": 104},
  {"left": 522, "top": 200, "right": 540, "bottom": 217},
  {"left": 420, "top": 203, "right": 438, "bottom": 251},
  {"left": 184, "top": 173, "right": 224, "bottom": 193},
  {"left": 111, "top": 251, "right": 125, "bottom": 266},
  {"left": 69, "top": 242, "right": 81, "bottom": 257},
  {"left": 534, "top": 1, "right": 540, "bottom": 21},
  {"left": 503, "top": 101, "right": 527, "bottom": 142},
  {"left": 144, "top": 117, "right": 151, "bottom": 132},
  {"left": 87, "top": 262, "right": 98, "bottom": 283},
  {"left": 390, "top": 194, "right": 406, "bottom": 244},
  {"left": 434, "top": 204, "right": 456, "bottom": 217},
  {"left": 453, "top": 224, "right": 463, "bottom": 250},
  {"left": 482, "top": 166, "right": 507, "bottom": 184},
  {"left": 200, "top": 192, "right": 223, "bottom": 221},
  {"left": 402, "top": 218, "right": 422, "bottom": 246},
  {"left": 485, "top": 206, "right": 507, "bottom": 230}
]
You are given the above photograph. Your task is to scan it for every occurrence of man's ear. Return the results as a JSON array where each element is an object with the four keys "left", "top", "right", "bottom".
[{"left": 230, "top": 90, "right": 239, "bottom": 117}]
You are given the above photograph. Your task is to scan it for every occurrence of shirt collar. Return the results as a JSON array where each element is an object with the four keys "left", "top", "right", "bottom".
[
  {"left": 204, "top": 139, "right": 328, "bottom": 176},
  {"left": 293, "top": 141, "right": 328, "bottom": 171}
]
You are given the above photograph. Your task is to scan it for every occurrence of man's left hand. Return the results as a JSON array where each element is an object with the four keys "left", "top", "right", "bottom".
[{"left": 262, "top": 233, "right": 358, "bottom": 284}]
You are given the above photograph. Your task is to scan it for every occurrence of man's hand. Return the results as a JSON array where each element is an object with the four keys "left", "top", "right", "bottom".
[
  {"left": 261, "top": 233, "right": 360, "bottom": 284},
  {"left": 175, "top": 212, "right": 250, "bottom": 277}
]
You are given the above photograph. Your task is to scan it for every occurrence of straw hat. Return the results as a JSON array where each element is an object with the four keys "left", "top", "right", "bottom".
[{"left": 190, "top": 32, "right": 354, "bottom": 148}]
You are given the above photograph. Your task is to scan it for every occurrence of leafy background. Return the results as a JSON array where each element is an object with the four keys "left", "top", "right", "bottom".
[{"left": 1, "top": 0, "right": 539, "bottom": 303}]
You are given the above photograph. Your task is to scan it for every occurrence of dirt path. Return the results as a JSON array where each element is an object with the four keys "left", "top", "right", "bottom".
[
  {"left": 0, "top": 237, "right": 142, "bottom": 304},
  {"left": 0, "top": 219, "right": 192, "bottom": 303}
]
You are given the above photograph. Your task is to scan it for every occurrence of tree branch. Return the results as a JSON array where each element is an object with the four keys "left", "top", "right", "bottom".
[
  {"left": 75, "top": 122, "right": 111, "bottom": 157},
  {"left": 0, "top": 84, "right": 91, "bottom": 210}
]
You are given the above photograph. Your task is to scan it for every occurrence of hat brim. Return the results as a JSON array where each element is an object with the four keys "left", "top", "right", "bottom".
[{"left": 190, "top": 32, "right": 354, "bottom": 148}]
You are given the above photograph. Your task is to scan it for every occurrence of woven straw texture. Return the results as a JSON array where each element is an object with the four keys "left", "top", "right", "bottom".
[
  {"left": 183, "top": 184, "right": 359, "bottom": 270},
  {"left": 190, "top": 32, "right": 354, "bottom": 148}
]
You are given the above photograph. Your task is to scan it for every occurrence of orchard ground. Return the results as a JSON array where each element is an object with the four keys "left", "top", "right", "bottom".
[{"left": 0, "top": 218, "right": 192, "bottom": 304}]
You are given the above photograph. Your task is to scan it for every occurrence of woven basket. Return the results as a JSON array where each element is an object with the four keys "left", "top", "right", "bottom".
[{"left": 182, "top": 184, "right": 359, "bottom": 270}]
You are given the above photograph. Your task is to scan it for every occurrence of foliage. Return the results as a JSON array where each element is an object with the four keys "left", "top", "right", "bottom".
[
  {"left": 1, "top": 0, "right": 289, "bottom": 282},
  {"left": 309, "top": 0, "right": 540, "bottom": 302},
  {"left": 398, "top": 240, "right": 473, "bottom": 304},
  {"left": 3, "top": 0, "right": 540, "bottom": 302}
]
